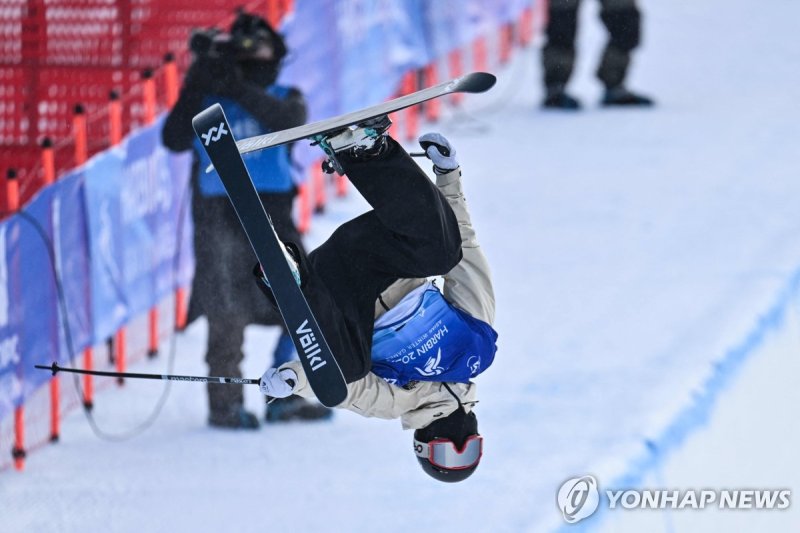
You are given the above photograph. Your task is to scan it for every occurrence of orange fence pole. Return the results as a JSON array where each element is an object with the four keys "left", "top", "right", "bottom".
[
  {"left": 115, "top": 328, "right": 126, "bottom": 385},
  {"left": 109, "top": 91, "right": 123, "bottom": 146},
  {"left": 83, "top": 347, "right": 94, "bottom": 409},
  {"left": 7, "top": 170, "right": 24, "bottom": 470},
  {"left": 297, "top": 182, "right": 311, "bottom": 234},
  {"left": 6, "top": 170, "right": 18, "bottom": 213},
  {"left": 142, "top": 68, "right": 161, "bottom": 357},
  {"left": 402, "top": 72, "right": 419, "bottom": 142},
  {"left": 175, "top": 287, "right": 188, "bottom": 331},
  {"left": 424, "top": 64, "right": 440, "bottom": 122},
  {"left": 41, "top": 138, "right": 55, "bottom": 186},
  {"left": 73, "top": 105, "right": 95, "bottom": 406},
  {"left": 49, "top": 377, "right": 59, "bottom": 442},
  {"left": 13, "top": 407, "right": 25, "bottom": 471},
  {"left": 73, "top": 105, "right": 87, "bottom": 166},
  {"left": 108, "top": 89, "right": 127, "bottom": 378},
  {"left": 148, "top": 308, "right": 159, "bottom": 357},
  {"left": 142, "top": 69, "right": 157, "bottom": 125},
  {"left": 41, "top": 139, "right": 60, "bottom": 441},
  {"left": 164, "top": 54, "right": 180, "bottom": 108}
]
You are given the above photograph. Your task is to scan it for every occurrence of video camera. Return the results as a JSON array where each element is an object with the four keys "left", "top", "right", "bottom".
[
  {"left": 189, "top": 11, "right": 287, "bottom": 61},
  {"left": 189, "top": 27, "right": 249, "bottom": 59}
]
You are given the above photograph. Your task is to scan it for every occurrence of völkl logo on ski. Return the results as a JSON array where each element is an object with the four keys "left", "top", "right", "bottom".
[
  {"left": 201, "top": 122, "right": 229, "bottom": 145},
  {"left": 296, "top": 319, "right": 327, "bottom": 372}
]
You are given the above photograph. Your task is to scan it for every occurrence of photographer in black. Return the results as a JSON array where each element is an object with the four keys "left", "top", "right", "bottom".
[{"left": 162, "top": 10, "right": 331, "bottom": 428}]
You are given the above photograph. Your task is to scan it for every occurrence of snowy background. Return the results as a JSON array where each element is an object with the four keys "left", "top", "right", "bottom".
[{"left": 3, "top": 0, "right": 800, "bottom": 531}]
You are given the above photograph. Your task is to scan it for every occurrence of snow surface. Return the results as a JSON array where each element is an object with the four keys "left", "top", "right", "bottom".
[
  {"left": 3, "top": 0, "right": 800, "bottom": 531},
  {"left": 599, "top": 291, "right": 800, "bottom": 533}
]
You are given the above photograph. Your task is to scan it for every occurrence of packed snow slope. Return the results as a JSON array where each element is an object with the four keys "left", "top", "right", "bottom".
[{"left": 3, "top": 0, "right": 799, "bottom": 531}]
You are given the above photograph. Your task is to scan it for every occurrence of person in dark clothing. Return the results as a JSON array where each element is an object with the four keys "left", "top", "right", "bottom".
[
  {"left": 542, "top": 0, "right": 654, "bottom": 109},
  {"left": 257, "top": 124, "right": 498, "bottom": 482},
  {"left": 162, "top": 10, "right": 331, "bottom": 429}
]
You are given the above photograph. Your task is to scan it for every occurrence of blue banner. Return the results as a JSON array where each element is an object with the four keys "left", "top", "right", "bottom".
[
  {"left": 52, "top": 170, "right": 93, "bottom": 364},
  {"left": 0, "top": 187, "right": 61, "bottom": 418},
  {"left": 0, "top": 218, "right": 27, "bottom": 419},
  {"left": 83, "top": 147, "right": 127, "bottom": 343},
  {"left": 84, "top": 115, "right": 194, "bottom": 344},
  {"left": 0, "top": 114, "right": 193, "bottom": 421}
]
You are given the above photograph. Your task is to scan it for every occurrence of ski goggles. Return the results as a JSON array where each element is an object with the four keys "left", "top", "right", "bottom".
[{"left": 414, "top": 435, "right": 483, "bottom": 470}]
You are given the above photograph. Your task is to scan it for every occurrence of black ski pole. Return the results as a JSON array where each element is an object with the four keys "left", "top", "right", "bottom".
[{"left": 35, "top": 362, "right": 260, "bottom": 385}]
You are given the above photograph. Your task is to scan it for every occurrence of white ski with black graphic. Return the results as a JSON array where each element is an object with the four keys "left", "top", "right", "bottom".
[{"left": 205, "top": 72, "right": 496, "bottom": 173}]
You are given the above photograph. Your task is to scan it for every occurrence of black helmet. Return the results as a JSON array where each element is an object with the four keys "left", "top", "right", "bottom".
[
  {"left": 229, "top": 9, "right": 288, "bottom": 62},
  {"left": 413, "top": 407, "right": 482, "bottom": 483}
]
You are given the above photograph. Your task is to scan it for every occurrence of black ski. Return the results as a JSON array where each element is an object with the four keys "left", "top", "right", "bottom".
[{"left": 192, "top": 105, "right": 347, "bottom": 407}]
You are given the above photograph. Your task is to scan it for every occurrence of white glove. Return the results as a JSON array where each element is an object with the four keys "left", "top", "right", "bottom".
[
  {"left": 419, "top": 133, "right": 458, "bottom": 174},
  {"left": 259, "top": 367, "right": 298, "bottom": 398}
]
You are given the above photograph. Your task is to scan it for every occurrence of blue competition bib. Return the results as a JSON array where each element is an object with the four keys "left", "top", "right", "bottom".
[
  {"left": 371, "top": 283, "right": 498, "bottom": 386},
  {"left": 194, "top": 86, "right": 294, "bottom": 196}
]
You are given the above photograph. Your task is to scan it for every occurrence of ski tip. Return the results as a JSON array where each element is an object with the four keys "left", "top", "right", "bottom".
[
  {"left": 459, "top": 72, "right": 497, "bottom": 93},
  {"left": 191, "top": 103, "right": 224, "bottom": 130}
]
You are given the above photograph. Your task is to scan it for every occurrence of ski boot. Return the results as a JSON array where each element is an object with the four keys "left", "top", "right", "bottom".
[
  {"left": 601, "top": 86, "right": 654, "bottom": 107},
  {"left": 265, "top": 395, "right": 334, "bottom": 423},
  {"left": 313, "top": 115, "right": 392, "bottom": 175},
  {"left": 542, "top": 85, "right": 582, "bottom": 110},
  {"left": 209, "top": 404, "right": 260, "bottom": 430}
]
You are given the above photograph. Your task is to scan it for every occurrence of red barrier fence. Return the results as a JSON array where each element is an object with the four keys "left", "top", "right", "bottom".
[{"left": 0, "top": 0, "right": 295, "bottom": 210}]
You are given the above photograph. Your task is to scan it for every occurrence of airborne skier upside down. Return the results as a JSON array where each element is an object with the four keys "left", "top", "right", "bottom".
[
  {"left": 193, "top": 98, "right": 498, "bottom": 482},
  {"left": 258, "top": 123, "right": 498, "bottom": 482}
]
